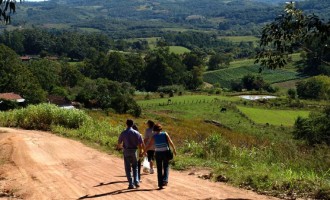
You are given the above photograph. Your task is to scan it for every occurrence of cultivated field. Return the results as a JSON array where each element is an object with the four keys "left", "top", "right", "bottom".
[{"left": 203, "top": 64, "right": 302, "bottom": 88}]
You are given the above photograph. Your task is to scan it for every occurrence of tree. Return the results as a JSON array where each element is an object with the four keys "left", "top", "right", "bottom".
[
  {"left": 186, "top": 66, "right": 205, "bottom": 90},
  {"left": 208, "top": 53, "right": 232, "bottom": 70},
  {"left": 60, "top": 63, "right": 84, "bottom": 88},
  {"left": 294, "top": 107, "right": 330, "bottom": 146},
  {"left": 144, "top": 47, "right": 187, "bottom": 91},
  {"left": 296, "top": 75, "right": 330, "bottom": 100},
  {"left": 0, "top": 30, "right": 25, "bottom": 54},
  {"left": 255, "top": 1, "right": 330, "bottom": 71},
  {"left": 0, "top": 44, "right": 46, "bottom": 103},
  {"left": 182, "top": 52, "right": 205, "bottom": 71},
  {"left": 27, "top": 59, "right": 61, "bottom": 92}
]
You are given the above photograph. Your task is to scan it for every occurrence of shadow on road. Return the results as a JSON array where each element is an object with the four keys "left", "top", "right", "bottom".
[
  {"left": 78, "top": 188, "right": 157, "bottom": 199},
  {"left": 94, "top": 181, "right": 128, "bottom": 187}
]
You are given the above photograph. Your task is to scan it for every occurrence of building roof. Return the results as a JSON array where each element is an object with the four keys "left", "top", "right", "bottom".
[
  {"left": 20, "top": 56, "right": 31, "bottom": 61},
  {"left": 0, "top": 93, "right": 23, "bottom": 100},
  {"left": 0, "top": 93, "right": 25, "bottom": 103}
]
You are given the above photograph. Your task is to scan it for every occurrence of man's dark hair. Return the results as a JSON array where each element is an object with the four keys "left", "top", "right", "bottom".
[
  {"left": 126, "top": 119, "right": 134, "bottom": 127},
  {"left": 132, "top": 124, "right": 139, "bottom": 131}
]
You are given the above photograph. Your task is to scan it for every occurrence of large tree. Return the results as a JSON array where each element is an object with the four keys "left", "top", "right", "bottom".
[
  {"left": 0, "top": 44, "right": 46, "bottom": 103},
  {"left": 255, "top": 1, "right": 330, "bottom": 72}
]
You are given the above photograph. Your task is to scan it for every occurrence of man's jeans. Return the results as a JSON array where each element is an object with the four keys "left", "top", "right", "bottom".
[
  {"left": 155, "top": 151, "right": 169, "bottom": 187},
  {"left": 123, "top": 149, "right": 139, "bottom": 187}
]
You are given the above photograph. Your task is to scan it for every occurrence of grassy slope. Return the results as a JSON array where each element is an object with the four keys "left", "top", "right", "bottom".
[{"left": 168, "top": 46, "right": 191, "bottom": 54}]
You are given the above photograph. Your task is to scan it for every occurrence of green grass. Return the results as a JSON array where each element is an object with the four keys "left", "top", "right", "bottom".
[
  {"left": 168, "top": 46, "right": 191, "bottom": 54},
  {"left": 218, "top": 36, "right": 260, "bottom": 43},
  {"left": 237, "top": 106, "right": 310, "bottom": 126},
  {"left": 208, "top": 17, "right": 226, "bottom": 24},
  {"left": 42, "top": 23, "right": 71, "bottom": 29},
  {"left": 138, "top": 95, "right": 296, "bottom": 142},
  {"left": 79, "top": 27, "right": 102, "bottom": 33},
  {"left": 125, "top": 37, "right": 160, "bottom": 49},
  {"left": 138, "top": 95, "right": 240, "bottom": 107},
  {"left": 161, "top": 27, "right": 194, "bottom": 32}
]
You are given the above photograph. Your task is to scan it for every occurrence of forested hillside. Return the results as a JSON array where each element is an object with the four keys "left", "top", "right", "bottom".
[{"left": 6, "top": 0, "right": 328, "bottom": 38}]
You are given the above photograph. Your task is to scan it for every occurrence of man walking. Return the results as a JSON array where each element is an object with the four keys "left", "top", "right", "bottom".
[{"left": 118, "top": 119, "right": 144, "bottom": 189}]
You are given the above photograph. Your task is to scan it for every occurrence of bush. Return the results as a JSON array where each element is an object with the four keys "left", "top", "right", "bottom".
[
  {"left": 0, "top": 103, "right": 91, "bottom": 130},
  {"left": 110, "top": 94, "right": 142, "bottom": 117},
  {"left": 182, "top": 134, "right": 231, "bottom": 160},
  {"left": 157, "top": 85, "right": 185, "bottom": 94},
  {"left": 288, "top": 88, "right": 297, "bottom": 99},
  {"left": 296, "top": 75, "right": 330, "bottom": 100},
  {"left": 293, "top": 107, "right": 330, "bottom": 145}
]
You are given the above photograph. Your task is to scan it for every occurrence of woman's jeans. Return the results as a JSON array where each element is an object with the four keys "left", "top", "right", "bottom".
[
  {"left": 123, "top": 149, "right": 139, "bottom": 187},
  {"left": 155, "top": 151, "right": 169, "bottom": 187}
]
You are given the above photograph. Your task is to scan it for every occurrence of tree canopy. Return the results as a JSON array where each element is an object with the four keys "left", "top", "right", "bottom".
[
  {"left": 256, "top": 1, "right": 330, "bottom": 72},
  {"left": 0, "top": 0, "right": 20, "bottom": 25}
]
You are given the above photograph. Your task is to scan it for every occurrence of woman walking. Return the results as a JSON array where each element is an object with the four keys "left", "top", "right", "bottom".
[{"left": 145, "top": 123, "right": 176, "bottom": 189}]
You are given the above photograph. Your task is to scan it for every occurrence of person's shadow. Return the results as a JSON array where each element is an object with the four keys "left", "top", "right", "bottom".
[
  {"left": 77, "top": 188, "right": 157, "bottom": 199},
  {"left": 93, "top": 181, "right": 128, "bottom": 187}
]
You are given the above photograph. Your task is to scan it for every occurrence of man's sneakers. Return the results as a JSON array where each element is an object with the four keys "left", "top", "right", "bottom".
[
  {"left": 127, "top": 185, "right": 134, "bottom": 189},
  {"left": 162, "top": 181, "right": 168, "bottom": 186},
  {"left": 128, "top": 184, "right": 140, "bottom": 189},
  {"left": 150, "top": 168, "right": 154, "bottom": 174}
]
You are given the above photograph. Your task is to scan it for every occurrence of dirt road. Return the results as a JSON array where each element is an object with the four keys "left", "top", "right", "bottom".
[{"left": 0, "top": 128, "right": 278, "bottom": 200}]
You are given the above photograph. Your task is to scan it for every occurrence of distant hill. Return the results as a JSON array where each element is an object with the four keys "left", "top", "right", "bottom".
[{"left": 9, "top": 0, "right": 330, "bottom": 38}]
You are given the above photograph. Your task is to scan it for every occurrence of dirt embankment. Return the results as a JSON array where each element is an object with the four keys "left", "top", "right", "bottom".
[{"left": 0, "top": 128, "right": 278, "bottom": 200}]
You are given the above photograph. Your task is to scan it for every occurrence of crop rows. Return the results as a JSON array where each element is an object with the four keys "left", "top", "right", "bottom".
[{"left": 203, "top": 65, "right": 302, "bottom": 88}]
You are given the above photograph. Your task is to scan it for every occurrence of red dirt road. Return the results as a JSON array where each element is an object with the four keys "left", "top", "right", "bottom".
[{"left": 0, "top": 128, "right": 278, "bottom": 200}]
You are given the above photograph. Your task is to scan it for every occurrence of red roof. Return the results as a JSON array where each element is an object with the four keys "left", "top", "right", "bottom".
[
  {"left": 0, "top": 93, "right": 23, "bottom": 100},
  {"left": 20, "top": 56, "right": 31, "bottom": 61}
]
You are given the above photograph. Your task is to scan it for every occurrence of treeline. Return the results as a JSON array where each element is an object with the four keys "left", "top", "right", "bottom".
[
  {"left": 0, "top": 29, "right": 207, "bottom": 114},
  {"left": 14, "top": 0, "right": 330, "bottom": 39},
  {"left": 162, "top": 31, "right": 257, "bottom": 59},
  {"left": 82, "top": 47, "right": 204, "bottom": 91},
  {"left": 0, "top": 29, "right": 113, "bottom": 60},
  {"left": 0, "top": 44, "right": 141, "bottom": 115}
]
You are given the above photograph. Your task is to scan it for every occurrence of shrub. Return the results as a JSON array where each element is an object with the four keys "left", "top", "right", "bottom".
[
  {"left": 288, "top": 88, "right": 297, "bottom": 99},
  {"left": 293, "top": 107, "right": 330, "bottom": 145},
  {"left": 157, "top": 85, "right": 185, "bottom": 94},
  {"left": 0, "top": 103, "right": 91, "bottom": 130},
  {"left": 296, "top": 75, "right": 330, "bottom": 100}
]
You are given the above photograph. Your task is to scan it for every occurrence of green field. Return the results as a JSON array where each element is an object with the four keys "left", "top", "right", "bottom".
[
  {"left": 79, "top": 27, "right": 102, "bottom": 33},
  {"left": 237, "top": 106, "right": 310, "bottom": 126},
  {"left": 168, "top": 46, "right": 191, "bottom": 54},
  {"left": 203, "top": 63, "right": 303, "bottom": 88},
  {"left": 218, "top": 36, "right": 260, "bottom": 43},
  {"left": 125, "top": 37, "right": 161, "bottom": 49},
  {"left": 229, "top": 59, "right": 256, "bottom": 68}
]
